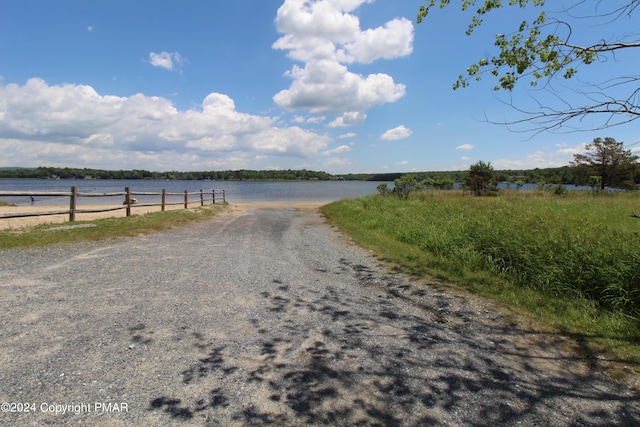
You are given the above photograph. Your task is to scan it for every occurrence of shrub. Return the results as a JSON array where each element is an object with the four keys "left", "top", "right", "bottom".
[
  {"left": 464, "top": 161, "right": 497, "bottom": 196},
  {"left": 552, "top": 184, "right": 567, "bottom": 195},
  {"left": 394, "top": 174, "right": 417, "bottom": 200},
  {"left": 376, "top": 182, "right": 390, "bottom": 196}
]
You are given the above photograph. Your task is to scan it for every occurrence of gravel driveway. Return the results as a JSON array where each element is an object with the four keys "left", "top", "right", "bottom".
[{"left": 1, "top": 204, "right": 638, "bottom": 426}]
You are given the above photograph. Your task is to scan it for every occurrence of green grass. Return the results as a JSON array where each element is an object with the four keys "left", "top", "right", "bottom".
[
  {"left": 322, "top": 190, "right": 640, "bottom": 377},
  {"left": 0, "top": 204, "right": 229, "bottom": 250}
]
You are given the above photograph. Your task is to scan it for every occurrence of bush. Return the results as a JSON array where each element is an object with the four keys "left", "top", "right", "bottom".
[
  {"left": 376, "top": 183, "right": 390, "bottom": 196},
  {"left": 464, "top": 161, "right": 497, "bottom": 196},
  {"left": 394, "top": 174, "right": 417, "bottom": 200}
]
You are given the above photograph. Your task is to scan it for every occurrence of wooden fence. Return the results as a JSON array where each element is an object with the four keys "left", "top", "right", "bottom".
[{"left": 0, "top": 186, "right": 226, "bottom": 222}]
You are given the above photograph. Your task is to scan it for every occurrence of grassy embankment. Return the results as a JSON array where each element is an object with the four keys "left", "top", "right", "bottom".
[
  {"left": 322, "top": 189, "right": 640, "bottom": 377},
  {"left": 0, "top": 203, "right": 228, "bottom": 250}
]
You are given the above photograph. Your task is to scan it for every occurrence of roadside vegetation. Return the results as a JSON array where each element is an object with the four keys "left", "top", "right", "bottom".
[
  {"left": 0, "top": 204, "right": 228, "bottom": 250},
  {"left": 322, "top": 188, "right": 640, "bottom": 376}
]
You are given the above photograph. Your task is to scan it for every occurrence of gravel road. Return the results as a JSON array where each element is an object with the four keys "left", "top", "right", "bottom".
[{"left": 1, "top": 204, "right": 638, "bottom": 426}]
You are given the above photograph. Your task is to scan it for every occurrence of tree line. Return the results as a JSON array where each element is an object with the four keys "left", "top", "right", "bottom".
[
  {"left": 0, "top": 165, "right": 595, "bottom": 185},
  {"left": 0, "top": 167, "right": 334, "bottom": 181}
]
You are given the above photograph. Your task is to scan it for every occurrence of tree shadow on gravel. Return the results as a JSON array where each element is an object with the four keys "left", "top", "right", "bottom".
[
  {"left": 148, "top": 259, "right": 640, "bottom": 426},
  {"left": 150, "top": 387, "right": 230, "bottom": 421}
]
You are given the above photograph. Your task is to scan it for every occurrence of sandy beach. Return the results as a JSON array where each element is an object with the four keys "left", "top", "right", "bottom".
[{"left": 0, "top": 202, "right": 325, "bottom": 230}]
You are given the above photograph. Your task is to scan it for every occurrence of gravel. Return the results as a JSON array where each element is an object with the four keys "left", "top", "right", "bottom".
[{"left": 0, "top": 204, "right": 638, "bottom": 426}]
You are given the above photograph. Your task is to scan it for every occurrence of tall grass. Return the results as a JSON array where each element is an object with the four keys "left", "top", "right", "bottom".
[{"left": 322, "top": 190, "right": 640, "bottom": 363}]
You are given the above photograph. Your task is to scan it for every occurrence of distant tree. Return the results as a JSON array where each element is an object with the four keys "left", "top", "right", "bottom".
[
  {"left": 394, "top": 174, "right": 418, "bottom": 200},
  {"left": 417, "top": 1, "right": 640, "bottom": 133},
  {"left": 427, "top": 177, "right": 455, "bottom": 189},
  {"left": 571, "top": 137, "right": 639, "bottom": 190},
  {"left": 464, "top": 161, "right": 497, "bottom": 196},
  {"left": 376, "top": 182, "right": 391, "bottom": 196}
]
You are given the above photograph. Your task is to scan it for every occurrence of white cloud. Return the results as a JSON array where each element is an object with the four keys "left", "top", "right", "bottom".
[
  {"left": 274, "top": 61, "right": 404, "bottom": 115},
  {"left": 492, "top": 145, "right": 583, "bottom": 170},
  {"left": 456, "top": 144, "right": 474, "bottom": 151},
  {"left": 328, "top": 111, "right": 367, "bottom": 128},
  {"left": 149, "top": 51, "right": 184, "bottom": 71},
  {"left": 338, "top": 132, "right": 356, "bottom": 139},
  {"left": 554, "top": 142, "right": 584, "bottom": 156},
  {"left": 344, "top": 18, "right": 414, "bottom": 64},
  {"left": 324, "top": 156, "right": 352, "bottom": 169},
  {"left": 274, "top": 0, "right": 411, "bottom": 64},
  {"left": 273, "top": 0, "right": 412, "bottom": 119},
  {"left": 0, "top": 78, "right": 330, "bottom": 170},
  {"left": 292, "top": 114, "right": 326, "bottom": 124},
  {"left": 381, "top": 125, "right": 412, "bottom": 141},
  {"left": 322, "top": 144, "right": 351, "bottom": 155}
]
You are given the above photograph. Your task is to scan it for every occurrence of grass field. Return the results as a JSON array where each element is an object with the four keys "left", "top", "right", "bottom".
[{"left": 322, "top": 189, "right": 640, "bottom": 374}]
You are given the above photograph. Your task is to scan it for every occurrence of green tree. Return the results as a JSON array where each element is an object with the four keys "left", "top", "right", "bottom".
[
  {"left": 417, "top": 1, "right": 640, "bottom": 132},
  {"left": 394, "top": 174, "right": 418, "bottom": 200},
  {"left": 571, "top": 137, "right": 639, "bottom": 191},
  {"left": 427, "top": 177, "right": 455, "bottom": 189},
  {"left": 376, "top": 182, "right": 391, "bottom": 196},
  {"left": 464, "top": 161, "right": 497, "bottom": 196}
]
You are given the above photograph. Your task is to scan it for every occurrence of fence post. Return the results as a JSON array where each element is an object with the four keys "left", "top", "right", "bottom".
[
  {"left": 222, "top": 189, "right": 225, "bottom": 203},
  {"left": 200, "top": 189, "right": 204, "bottom": 206},
  {"left": 125, "top": 187, "right": 131, "bottom": 217},
  {"left": 212, "top": 189, "right": 216, "bottom": 204},
  {"left": 184, "top": 190, "right": 188, "bottom": 209},
  {"left": 161, "top": 189, "right": 166, "bottom": 212},
  {"left": 69, "top": 186, "right": 77, "bottom": 222}
]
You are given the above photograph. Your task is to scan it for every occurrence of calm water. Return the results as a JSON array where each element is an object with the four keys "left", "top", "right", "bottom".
[{"left": 0, "top": 179, "right": 388, "bottom": 206}]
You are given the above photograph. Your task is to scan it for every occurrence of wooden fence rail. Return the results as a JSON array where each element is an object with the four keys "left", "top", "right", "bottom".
[{"left": 0, "top": 186, "right": 226, "bottom": 222}]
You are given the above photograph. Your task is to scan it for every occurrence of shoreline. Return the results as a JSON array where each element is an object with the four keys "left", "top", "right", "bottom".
[{"left": 0, "top": 202, "right": 325, "bottom": 231}]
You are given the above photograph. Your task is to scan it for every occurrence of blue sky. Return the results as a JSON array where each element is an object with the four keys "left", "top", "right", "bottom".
[{"left": 1, "top": 0, "right": 638, "bottom": 173}]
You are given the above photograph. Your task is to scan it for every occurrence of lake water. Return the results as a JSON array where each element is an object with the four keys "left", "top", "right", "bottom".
[
  {"left": 0, "top": 178, "right": 603, "bottom": 207},
  {"left": 0, "top": 179, "right": 389, "bottom": 206}
]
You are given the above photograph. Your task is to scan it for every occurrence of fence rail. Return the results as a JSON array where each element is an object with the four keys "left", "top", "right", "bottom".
[{"left": 0, "top": 186, "right": 226, "bottom": 222}]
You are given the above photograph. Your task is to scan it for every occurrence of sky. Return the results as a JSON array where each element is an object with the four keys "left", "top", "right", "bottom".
[{"left": 1, "top": 0, "right": 639, "bottom": 173}]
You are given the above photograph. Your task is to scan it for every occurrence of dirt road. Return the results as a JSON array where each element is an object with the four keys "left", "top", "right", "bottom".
[{"left": 0, "top": 205, "right": 638, "bottom": 426}]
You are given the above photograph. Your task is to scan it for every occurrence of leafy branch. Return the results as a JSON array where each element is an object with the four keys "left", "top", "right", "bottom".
[{"left": 417, "top": 0, "right": 640, "bottom": 131}]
